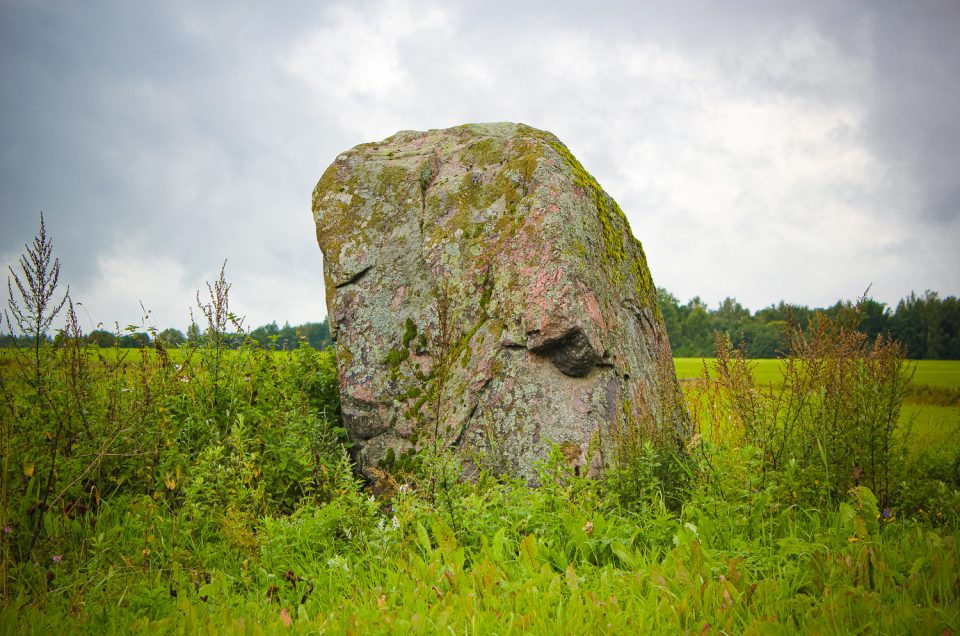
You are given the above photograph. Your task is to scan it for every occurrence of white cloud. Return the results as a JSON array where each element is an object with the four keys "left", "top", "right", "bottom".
[
  {"left": 230, "top": 270, "right": 328, "bottom": 331},
  {"left": 74, "top": 236, "right": 198, "bottom": 332},
  {"left": 282, "top": 0, "right": 451, "bottom": 105},
  {"left": 276, "top": 3, "right": 948, "bottom": 312}
]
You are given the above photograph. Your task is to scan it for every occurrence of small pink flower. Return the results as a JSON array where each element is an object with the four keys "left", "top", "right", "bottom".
[
  {"left": 52, "top": 555, "right": 62, "bottom": 563},
  {"left": 2, "top": 526, "right": 11, "bottom": 534},
  {"left": 279, "top": 607, "right": 292, "bottom": 627}
]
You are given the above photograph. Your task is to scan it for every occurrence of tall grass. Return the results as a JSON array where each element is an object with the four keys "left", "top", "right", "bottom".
[{"left": 697, "top": 307, "right": 913, "bottom": 507}]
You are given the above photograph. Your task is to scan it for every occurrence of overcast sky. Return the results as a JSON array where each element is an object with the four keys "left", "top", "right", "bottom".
[{"left": 1, "top": 0, "right": 958, "bottom": 332}]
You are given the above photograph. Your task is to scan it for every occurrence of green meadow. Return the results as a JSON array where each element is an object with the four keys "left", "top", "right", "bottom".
[
  {"left": 0, "top": 332, "right": 954, "bottom": 633},
  {"left": 675, "top": 357, "right": 960, "bottom": 389},
  {"left": 1, "top": 237, "right": 958, "bottom": 633},
  {"left": 675, "top": 358, "right": 960, "bottom": 451}
]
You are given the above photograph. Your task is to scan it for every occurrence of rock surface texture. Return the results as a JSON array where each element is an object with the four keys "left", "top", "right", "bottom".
[{"left": 313, "top": 123, "right": 689, "bottom": 480}]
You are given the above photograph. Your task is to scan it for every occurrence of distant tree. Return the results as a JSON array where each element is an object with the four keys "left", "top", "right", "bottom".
[
  {"left": 298, "top": 320, "right": 332, "bottom": 349},
  {"left": 713, "top": 297, "right": 750, "bottom": 338},
  {"left": 119, "top": 332, "right": 151, "bottom": 348},
  {"left": 86, "top": 329, "right": 116, "bottom": 347},
  {"left": 922, "top": 291, "right": 943, "bottom": 360},
  {"left": 858, "top": 297, "right": 892, "bottom": 341},
  {"left": 679, "top": 297, "right": 713, "bottom": 356},
  {"left": 656, "top": 288, "right": 683, "bottom": 348},
  {"left": 249, "top": 321, "right": 280, "bottom": 347},
  {"left": 277, "top": 322, "right": 297, "bottom": 349},
  {"left": 942, "top": 296, "right": 960, "bottom": 359},
  {"left": 742, "top": 320, "right": 785, "bottom": 358},
  {"left": 755, "top": 302, "right": 814, "bottom": 331},
  {"left": 892, "top": 293, "right": 925, "bottom": 358},
  {"left": 0, "top": 333, "right": 35, "bottom": 348},
  {"left": 157, "top": 328, "right": 186, "bottom": 347},
  {"left": 246, "top": 319, "right": 332, "bottom": 350}
]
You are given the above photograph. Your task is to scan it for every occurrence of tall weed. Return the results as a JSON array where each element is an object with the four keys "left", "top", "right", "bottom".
[{"left": 697, "top": 304, "right": 912, "bottom": 507}]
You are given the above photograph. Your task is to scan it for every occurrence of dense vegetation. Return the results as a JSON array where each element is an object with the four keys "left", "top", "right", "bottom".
[
  {"left": 0, "top": 319, "right": 333, "bottom": 352},
  {"left": 660, "top": 288, "right": 960, "bottom": 359},
  {"left": 1, "top": 219, "right": 958, "bottom": 632}
]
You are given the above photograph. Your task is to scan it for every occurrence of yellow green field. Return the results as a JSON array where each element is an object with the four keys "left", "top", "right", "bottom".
[
  {"left": 675, "top": 358, "right": 960, "bottom": 450},
  {"left": 675, "top": 357, "right": 960, "bottom": 388}
]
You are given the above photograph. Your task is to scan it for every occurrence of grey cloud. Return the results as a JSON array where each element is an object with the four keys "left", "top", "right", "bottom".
[{"left": 1, "top": 0, "right": 957, "bottom": 330}]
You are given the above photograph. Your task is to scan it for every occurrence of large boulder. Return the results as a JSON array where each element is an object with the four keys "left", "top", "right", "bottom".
[{"left": 313, "top": 123, "right": 689, "bottom": 481}]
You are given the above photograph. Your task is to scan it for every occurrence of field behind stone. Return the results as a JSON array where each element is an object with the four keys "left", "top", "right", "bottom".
[{"left": 675, "top": 357, "right": 960, "bottom": 450}]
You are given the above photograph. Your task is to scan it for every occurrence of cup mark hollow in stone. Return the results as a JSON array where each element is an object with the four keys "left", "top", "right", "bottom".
[{"left": 526, "top": 328, "right": 601, "bottom": 377}]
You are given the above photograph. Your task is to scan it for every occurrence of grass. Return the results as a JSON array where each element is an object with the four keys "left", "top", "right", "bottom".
[
  {"left": 903, "top": 404, "right": 960, "bottom": 445},
  {"left": 675, "top": 357, "right": 960, "bottom": 389},
  {"left": 1, "top": 244, "right": 958, "bottom": 634},
  {"left": 911, "top": 360, "right": 960, "bottom": 388},
  {"left": 676, "top": 357, "right": 960, "bottom": 451},
  {"left": 3, "top": 452, "right": 959, "bottom": 634},
  {"left": 0, "top": 337, "right": 955, "bottom": 633}
]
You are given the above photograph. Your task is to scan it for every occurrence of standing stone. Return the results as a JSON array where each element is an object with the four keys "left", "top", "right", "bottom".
[{"left": 313, "top": 123, "right": 689, "bottom": 481}]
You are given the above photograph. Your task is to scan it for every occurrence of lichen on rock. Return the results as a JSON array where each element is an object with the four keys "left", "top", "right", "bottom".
[{"left": 313, "top": 122, "right": 690, "bottom": 481}]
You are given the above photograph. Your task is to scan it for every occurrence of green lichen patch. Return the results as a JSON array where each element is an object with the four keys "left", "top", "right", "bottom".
[
  {"left": 546, "top": 139, "right": 631, "bottom": 272},
  {"left": 377, "top": 164, "right": 411, "bottom": 195},
  {"left": 462, "top": 137, "right": 506, "bottom": 168},
  {"left": 402, "top": 318, "right": 418, "bottom": 348},
  {"left": 336, "top": 343, "right": 354, "bottom": 366},
  {"left": 385, "top": 348, "right": 409, "bottom": 368},
  {"left": 313, "top": 168, "right": 338, "bottom": 211}
]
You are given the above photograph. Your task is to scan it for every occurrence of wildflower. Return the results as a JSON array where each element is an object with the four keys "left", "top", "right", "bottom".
[
  {"left": 52, "top": 554, "right": 62, "bottom": 563},
  {"left": 882, "top": 508, "right": 892, "bottom": 520},
  {"left": 327, "top": 555, "right": 349, "bottom": 572},
  {"left": 391, "top": 516, "right": 400, "bottom": 531},
  {"left": 583, "top": 520, "right": 594, "bottom": 537},
  {"left": 848, "top": 537, "right": 859, "bottom": 543},
  {"left": 2, "top": 526, "right": 11, "bottom": 535},
  {"left": 279, "top": 607, "right": 292, "bottom": 627}
]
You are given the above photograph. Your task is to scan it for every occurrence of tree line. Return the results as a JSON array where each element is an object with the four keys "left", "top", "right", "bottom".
[
  {"left": 0, "top": 319, "right": 333, "bottom": 351},
  {"left": 2, "top": 289, "right": 958, "bottom": 359},
  {"left": 659, "top": 288, "right": 960, "bottom": 359}
]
